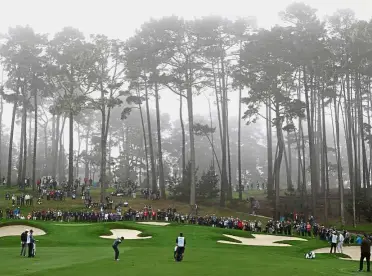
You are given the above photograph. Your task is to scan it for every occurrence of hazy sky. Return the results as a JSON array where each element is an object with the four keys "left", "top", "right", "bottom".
[{"left": 0, "top": 0, "right": 371, "bottom": 121}]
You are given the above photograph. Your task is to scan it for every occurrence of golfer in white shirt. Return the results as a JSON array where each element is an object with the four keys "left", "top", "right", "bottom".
[{"left": 337, "top": 232, "right": 344, "bottom": 253}]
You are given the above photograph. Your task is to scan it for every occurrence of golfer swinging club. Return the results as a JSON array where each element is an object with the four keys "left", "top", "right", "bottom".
[{"left": 112, "top": 237, "right": 124, "bottom": 261}]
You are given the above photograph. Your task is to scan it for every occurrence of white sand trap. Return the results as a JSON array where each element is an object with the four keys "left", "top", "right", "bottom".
[
  {"left": 100, "top": 229, "right": 151, "bottom": 240},
  {"left": 137, "top": 222, "right": 170, "bottom": 226},
  {"left": 218, "top": 234, "right": 307, "bottom": 247},
  {"left": 0, "top": 225, "right": 46, "bottom": 237},
  {"left": 252, "top": 214, "right": 273, "bottom": 220},
  {"left": 312, "top": 247, "right": 359, "bottom": 261}
]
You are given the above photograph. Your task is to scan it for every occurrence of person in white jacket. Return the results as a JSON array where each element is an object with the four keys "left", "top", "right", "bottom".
[
  {"left": 330, "top": 231, "right": 338, "bottom": 253},
  {"left": 337, "top": 232, "right": 345, "bottom": 254}
]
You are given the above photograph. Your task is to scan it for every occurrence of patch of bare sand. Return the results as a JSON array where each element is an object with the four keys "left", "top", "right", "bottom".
[
  {"left": 252, "top": 214, "right": 272, "bottom": 220},
  {"left": 100, "top": 229, "right": 151, "bottom": 240},
  {"left": 218, "top": 234, "right": 307, "bottom": 247},
  {"left": 312, "top": 246, "right": 360, "bottom": 261},
  {"left": 0, "top": 225, "right": 46, "bottom": 237},
  {"left": 137, "top": 222, "right": 170, "bottom": 226}
]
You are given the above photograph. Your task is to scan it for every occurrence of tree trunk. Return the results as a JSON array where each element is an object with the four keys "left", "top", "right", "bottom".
[
  {"left": 300, "top": 121, "right": 306, "bottom": 192},
  {"left": 180, "top": 92, "right": 186, "bottom": 186},
  {"left": 22, "top": 107, "right": 27, "bottom": 183},
  {"left": 43, "top": 125, "right": 48, "bottom": 174},
  {"left": 51, "top": 114, "right": 56, "bottom": 175},
  {"left": 303, "top": 66, "right": 317, "bottom": 217},
  {"left": 321, "top": 90, "right": 327, "bottom": 224},
  {"left": 108, "top": 130, "right": 112, "bottom": 176},
  {"left": 237, "top": 84, "right": 243, "bottom": 200},
  {"left": 100, "top": 87, "right": 107, "bottom": 203},
  {"left": 237, "top": 42, "right": 243, "bottom": 201},
  {"left": 68, "top": 111, "right": 74, "bottom": 189},
  {"left": 76, "top": 124, "right": 81, "bottom": 179},
  {"left": 58, "top": 116, "right": 66, "bottom": 182},
  {"left": 283, "top": 138, "right": 292, "bottom": 191},
  {"left": 7, "top": 86, "right": 19, "bottom": 187},
  {"left": 154, "top": 81, "right": 166, "bottom": 199},
  {"left": 219, "top": 58, "right": 228, "bottom": 207},
  {"left": 226, "top": 105, "right": 233, "bottom": 200},
  {"left": 334, "top": 94, "right": 345, "bottom": 226},
  {"left": 212, "top": 63, "right": 223, "bottom": 148},
  {"left": 28, "top": 112, "right": 32, "bottom": 176},
  {"left": 286, "top": 131, "right": 293, "bottom": 191},
  {"left": 266, "top": 101, "right": 274, "bottom": 198},
  {"left": 32, "top": 91, "right": 37, "bottom": 191},
  {"left": 138, "top": 91, "right": 149, "bottom": 189},
  {"left": 343, "top": 72, "right": 355, "bottom": 227},
  {"left": 18, "top": 106, "right": 25, "bottom": 186},
  {"left": 84, "top": 124, "right": 90, "bottom": 180},
  {"left": 53, "top": 115, "right": 59, "bottom": 178},
  {"left": 273, "top": 102, "right": 284, "bottom": 220},
  {"left": 186, "top": 67, "right": 196, "bottom": 206},
  {"left": 145, "top": 80, "right": 157, "bottom": 191},
  {"left": 317, "top": 86, "right": 322, "bottom": 194},
  {"left": 356, "top": 74, "right": 369, "bottom": 188},
  {"left": 0, "top": 93, "right": 3, "bottom": 176}
]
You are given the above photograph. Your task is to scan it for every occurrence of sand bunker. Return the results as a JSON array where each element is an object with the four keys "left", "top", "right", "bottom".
[
  {"left": 218, "top": 234, "right": 307, "bottom": 247},
  {"left": 252, "top": 214, "right": 272, "bottom": 220},
  {"left": 137, "top": 222, "right": 170, "bottom": 226},
  {"left": 312, "top": 246, "right": 360, "bottom": 261},
  {"left": 100, "top": 229, "right": 151, "bottom": 240},
  {"left": 0, "top": 225, "right": 46, "bottom": 237}
]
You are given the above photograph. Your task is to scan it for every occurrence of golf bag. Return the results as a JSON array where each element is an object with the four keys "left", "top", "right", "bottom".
[
  {"left": 305, "top": 251, "right": 315, "bottom": 259},
  {"left": 174, "top": 246, "right": 184, "bottom": 262},
  {"left": 32, "top": 243, "right": 36, "bottom": 256}
]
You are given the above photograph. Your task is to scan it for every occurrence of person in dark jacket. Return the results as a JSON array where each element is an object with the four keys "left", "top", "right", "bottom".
[
  {"left": 112, "top": 237, "right": 124, "bottom": 261},
  {"left": 20, "top": 230, "right": 28, "bottom": 256},
  {"left": 359, "top": 233, "right": 371, "bottom": 272}
]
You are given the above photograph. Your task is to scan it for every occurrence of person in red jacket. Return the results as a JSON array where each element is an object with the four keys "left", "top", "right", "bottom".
[{"left": 238, "top": 220, "right": 243, "bottom": 230}]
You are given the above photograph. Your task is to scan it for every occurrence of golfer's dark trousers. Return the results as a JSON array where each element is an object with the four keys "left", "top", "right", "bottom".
[
  {"left": 330, "top": 243, "right": 337, "bottom": 253},
  {"left": 177, "top": 246, "right": 185, "bottom": 255},
  {"left": 20, "top": 242, "right": 26, "bottom": 256},
  {"left": 28, "top": 243, "right": 34, "bottom": 257},
  {"left": 113, "top": 245, "right": 119, "bottom": 260},
  {"left": 360, "top": 252, "right": 371, "bottom": 271}
]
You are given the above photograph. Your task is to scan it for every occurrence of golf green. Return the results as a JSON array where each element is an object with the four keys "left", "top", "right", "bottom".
[{"left": 0, "top": 221, "right": 363, "bottom": 275}]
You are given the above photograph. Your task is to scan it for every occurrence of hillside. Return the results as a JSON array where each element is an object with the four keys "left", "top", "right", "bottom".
[{"left": 0, "top": 187, "right": 271, "bottom": 223}]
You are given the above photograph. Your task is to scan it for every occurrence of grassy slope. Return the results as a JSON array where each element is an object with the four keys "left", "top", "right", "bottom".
[
  {"left": 2, "top": 186, "right": 372, "bottom": 232},
  {"left": 0, "top": 220, "right": 364, "bottom": 276},
  {"left": 0, "top": 187, "right": 271, "bottom": 223}
]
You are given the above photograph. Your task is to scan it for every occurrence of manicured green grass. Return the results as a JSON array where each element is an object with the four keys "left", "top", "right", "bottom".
[{"left": 0, "top": 220, "right": 365, "bottom": 276}]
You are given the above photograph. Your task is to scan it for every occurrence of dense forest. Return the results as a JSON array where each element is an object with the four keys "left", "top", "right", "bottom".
[{"left": 1, "top": 2, "right": 372, "bottom": 224}]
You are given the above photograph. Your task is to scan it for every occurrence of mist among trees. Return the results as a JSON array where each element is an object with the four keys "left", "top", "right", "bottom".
[{"left": 1, "top": 2, "right": 372, "bottom": 225}]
